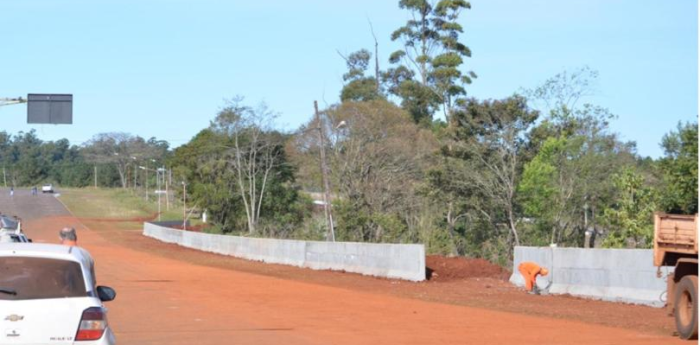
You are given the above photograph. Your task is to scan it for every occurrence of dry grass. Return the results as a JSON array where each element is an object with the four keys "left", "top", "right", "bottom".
[{"left": 59, "top": 188, "right": 183, "bottom": 220}]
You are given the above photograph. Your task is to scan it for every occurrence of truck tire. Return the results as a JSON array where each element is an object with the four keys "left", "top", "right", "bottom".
[{"left": 674, "top": 275, "right": 698, "bottom": 340}]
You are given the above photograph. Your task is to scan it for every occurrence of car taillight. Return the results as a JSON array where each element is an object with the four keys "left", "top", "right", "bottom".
[{"left": 75, "top": 307, "right": 107, "bottom": 341}]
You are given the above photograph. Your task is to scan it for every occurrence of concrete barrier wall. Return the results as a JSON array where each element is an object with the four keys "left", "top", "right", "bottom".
[
  {"left": 143, "top": 223, "right": 425, "bottom": 281},
  {"left": 509, "top": 246, "right": 669, "bottom": 307},
  {"left": 508, "top": 246, "right": 553, "bottom": 287}
]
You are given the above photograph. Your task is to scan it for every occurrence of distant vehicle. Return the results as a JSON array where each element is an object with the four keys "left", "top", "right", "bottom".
[
  {"left": 42, "top": 184, "right": 54, "bottom": 193},
  {"left": 0, "top": 243, "right": 117, "bottom": 344},
  {"left": 654, "top": 213, "right": 698, "bottom": 340},
  {"left": 0, "top": 215, "right": 30, "bottom": 243},
  {"left": 0, "top": 231, "right": 30, "bottom": 243}
]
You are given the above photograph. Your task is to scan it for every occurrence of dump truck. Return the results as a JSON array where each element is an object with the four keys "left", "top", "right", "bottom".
[{"left": 654, "top": 213, "right": 698, "bottom": 340}]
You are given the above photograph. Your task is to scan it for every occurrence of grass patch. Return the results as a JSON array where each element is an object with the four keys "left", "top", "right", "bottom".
[{"left": 59, "top": 187, "right": 186, "bottom": 221}]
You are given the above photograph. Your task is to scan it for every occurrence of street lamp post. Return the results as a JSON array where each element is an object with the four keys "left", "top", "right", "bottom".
[
  {"left": 165, "top": 167, "right": 170, "bottom": 211},
  {"left": 139, "top": 164, "right": 163, "bottom": 221},
  {"left": 156, "top": 167, "right": 164, "bottom": 222},
  {"left": 144, "top": 167, "right": 148, "bottom": 201},
  {"left": 113, "top": 152, "right": 124, "bottom": 188},
  {"left": 139, "top": 165, "right": 149, "bottom": 201},
  {"left": 132, "top": 157, "right": 137, "bottom": 191},
  {"left": 182, "top": 180, "right": 187, "bottom": 230},
  {"left": 314, "top": 101, "right": 336, "bottom": 242}
]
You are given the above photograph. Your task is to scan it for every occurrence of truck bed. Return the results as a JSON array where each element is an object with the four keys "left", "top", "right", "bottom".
[{"left": 654, "top": 213, "right": 698, "bottom": 267}]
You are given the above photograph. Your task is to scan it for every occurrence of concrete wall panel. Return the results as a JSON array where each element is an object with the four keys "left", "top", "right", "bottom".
[
  {"left": 510, "top": 246, "right": 670, "bottom": 307},
  {"left": 509, "top": 246, "right": 553, "bottom": 287},
  {"left": 143, "top": 223, "right": 425, "bottom": 281}
]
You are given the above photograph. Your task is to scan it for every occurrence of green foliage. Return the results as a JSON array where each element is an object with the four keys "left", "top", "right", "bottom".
[
  {"left": 518, "top": 69, "right": 637, "bottom": 246},
  {"left": 292, "top": 100, "right": 437, "bottom": 244},
  {"left": 437, "top": 95, "right": 538, "bottom": 246},
  {"left": 169, "top": 99, "right": 306, "bottom": 235},
  {"left": 60, "top": 187, "right": 157, "bottom": 219},
  {"left": 0, "top": 130, "right": 101, "bottom": 187},
  {"left": 290, "top": 213, "right": 328, "bottom": 241},
  {"left": 342, "top": 49, "right": 372, "bottom": 81},
  {"left": 333, "top": 199, "right": 410, "bottom": 243},
  {"left": 388, "top": 0, "right": 475, "bottom": 122},
  {"left": 333, "top": 199, "right": 371, "bottom": 242},
  {"left": 170, "top": 128, "right": 245, "bottom": 231},
  {"left": 518, "top": 136, "right": 564, "bottom": 217},
  {"left": 601, "top": 169, "right": 658, "bottom": 248},
  {"left": 518, "top": 111, "right": 636, "bottom": 246},
  {"left": 3, "top": 56, "right": 696, "bottom": 273},
  {"left": 340, "top": 77, "right": 382, "bottom": 102},
  {"left": 82, "top": 132, "right": 170, "bottom": 188},
  {"left": 383, "top": 69, "right": 442, "bottom": 124},
  {"left": 658, "top": 122, "right": 698, "bottom": 214},
  {"left": 339, "top": 49, "right": 383, "bottom": 102}
]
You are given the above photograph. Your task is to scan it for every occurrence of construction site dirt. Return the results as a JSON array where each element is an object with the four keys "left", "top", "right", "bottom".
[{"left": 8, "top": 192, "right": 684, "bottom": 344}]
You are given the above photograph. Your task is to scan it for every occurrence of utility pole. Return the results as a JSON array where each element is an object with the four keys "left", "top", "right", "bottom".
[
  {"left": 2, "top": 166, "right": 6, "bottom": 187},
  {"left": 315, "top": 101, "right": 335, "bottom": 242},
  {"left": 94, "top": 165, "right": 97, "bottom": 188}
]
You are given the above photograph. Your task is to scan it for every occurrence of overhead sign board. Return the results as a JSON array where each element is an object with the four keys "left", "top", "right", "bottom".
[{"left": 27, "top": 94, "right": 72, "bottom": 124}]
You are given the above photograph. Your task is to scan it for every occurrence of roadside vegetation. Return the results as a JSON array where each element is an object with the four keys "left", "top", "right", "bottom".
[
  {"left": 59, "top": 188, "right": 184, "bottom": 222},
  {"left": 0, "top": 1, "right": 696, "bottom": 265}
]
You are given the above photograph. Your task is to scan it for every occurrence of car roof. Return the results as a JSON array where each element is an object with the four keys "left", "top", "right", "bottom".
[{"left": 0, "top": 243, "right": 92, "bottom": 264}]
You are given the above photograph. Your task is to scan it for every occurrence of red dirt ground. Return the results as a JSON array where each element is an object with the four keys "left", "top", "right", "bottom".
[
  {"left": 426, "top": 255, "right": 511, "bottom": 281},
  {"left": 25, "top": 215, "right": 684, "bottom": 344}
]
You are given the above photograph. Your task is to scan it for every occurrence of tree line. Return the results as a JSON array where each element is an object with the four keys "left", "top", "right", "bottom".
[
  {"left": 2, "top": 1, "right": 696, "bottom": 264},
  {"left": 169, "top": 1, "right": 697, "bottom": 263},
  {"left": 0, "top": 130, "right": 170, "bottom": 189}
]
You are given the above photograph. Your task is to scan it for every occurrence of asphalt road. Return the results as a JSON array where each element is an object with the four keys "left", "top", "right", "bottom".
[
  {"left": 0, "top": 187, "right": 70, "bottom": 220},
  {"left": 2, "top": 189, "right": 684, "bottom": 345}
]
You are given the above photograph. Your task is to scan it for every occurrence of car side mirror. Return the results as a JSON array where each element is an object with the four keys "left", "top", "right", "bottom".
[
  {"left": 96, "top": 286, "right": 116, "bottom": 302},
  {"left": 28, "top": 239, "right": 32, "bottom": 243}
]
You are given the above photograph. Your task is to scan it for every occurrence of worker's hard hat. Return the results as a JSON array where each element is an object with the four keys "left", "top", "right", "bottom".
[{"left": 540, "top": 268, "right": 549, "bottom": 276}]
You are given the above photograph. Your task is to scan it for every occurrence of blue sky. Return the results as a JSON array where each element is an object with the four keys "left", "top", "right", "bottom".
[{"left": 0, "top": 0, "right": 696, "bottom": 158}]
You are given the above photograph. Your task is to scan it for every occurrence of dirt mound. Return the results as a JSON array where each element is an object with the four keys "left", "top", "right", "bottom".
[{"left": 426, "top": 255, "right": 510, "bottom": 282}]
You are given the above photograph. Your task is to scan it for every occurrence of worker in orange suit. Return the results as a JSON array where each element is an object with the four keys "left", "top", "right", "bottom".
[
  {"left": 59, "top": 227, "right": 78, "bottom": 246},
  {"left": 518, "top": 261, "right": 549, "bottom": 294}
]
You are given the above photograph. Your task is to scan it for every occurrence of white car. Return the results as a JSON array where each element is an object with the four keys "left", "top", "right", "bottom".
[
  {"left": 0, "top": 231, "right": 30, "bottom": 243},
  {"left": 0, "top": 216, "right": 30, "bottom": 243},
  {"left": 0, "top": 243, "right": 117, "bottom": 344},
  {"left": 42, "top": 184, "right": 54, "bottom": 193}
]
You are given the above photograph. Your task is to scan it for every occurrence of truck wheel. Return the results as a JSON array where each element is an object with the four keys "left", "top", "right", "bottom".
[{"left": 674, "top": 275, "right": 698, "bottom": 340}]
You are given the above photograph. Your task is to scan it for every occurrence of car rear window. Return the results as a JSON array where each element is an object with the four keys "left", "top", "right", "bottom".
[{"left": 0, "top": 257, "right": 87, "bottom": 300}]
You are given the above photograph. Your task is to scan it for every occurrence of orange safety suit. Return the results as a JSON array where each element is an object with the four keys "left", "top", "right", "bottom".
[
  {"left": 61, "top": 239, "right": 77, "bottom": 246},
  {"left": 518, "top": 261, "right": 549, "bottom": 292}
]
